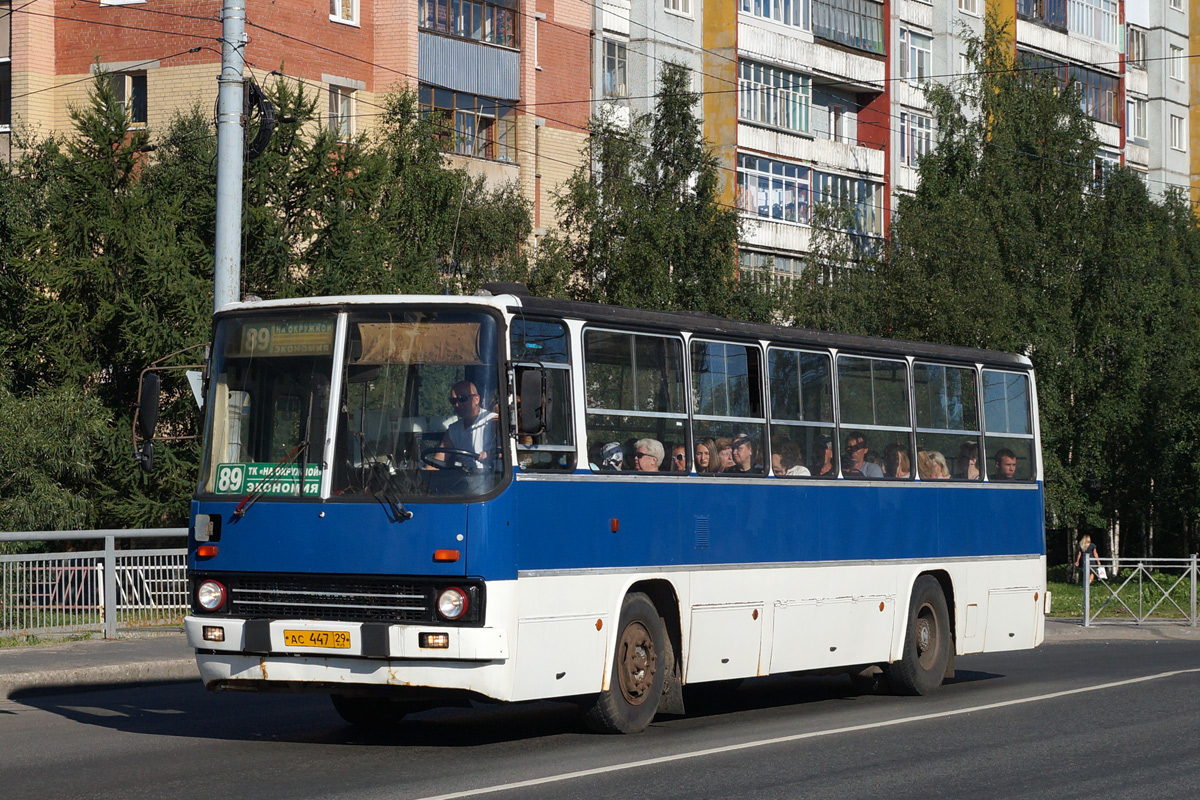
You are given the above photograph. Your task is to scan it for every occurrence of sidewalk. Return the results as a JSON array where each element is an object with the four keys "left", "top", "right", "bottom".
[
  {"left": 0, "top": 632, "right": 196, "bottom": 700},
  {"left": 2, "top": 620, "right": 1199, "bottom": 700}
]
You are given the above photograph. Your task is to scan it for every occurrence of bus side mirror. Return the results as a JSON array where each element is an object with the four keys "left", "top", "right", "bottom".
[
  {"left": 518, "top": 368, "right": 548, "bottom": 435},
  {"left": 137, "top": 372, "right": 162, "bottom": 441}
]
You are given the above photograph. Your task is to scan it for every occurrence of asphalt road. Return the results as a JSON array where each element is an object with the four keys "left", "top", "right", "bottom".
[{"left": 2, "top": 639, "right": 1198, "bottom": 800}]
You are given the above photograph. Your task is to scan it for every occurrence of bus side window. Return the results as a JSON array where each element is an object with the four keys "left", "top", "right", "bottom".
[
  {"left": 583, "top": 329, "right": 687, "bottom": 474},
  {"left": 836, "top": 355, "right": 912, "bottom": 479},
  {"left": 691, "top": 339, "right": 767, "bottom": 476},
  {"left": 913, "top": 362, "right": 981, "bottom": 481},
  {"left": 511, "top": 319, "right": 575, "bottom": 472},
  {"left": 768, "top": 347, "right": 835, "bottom": 478},
  {"left": 982, "top": 370, "right": 1035, "bottom": 481}
]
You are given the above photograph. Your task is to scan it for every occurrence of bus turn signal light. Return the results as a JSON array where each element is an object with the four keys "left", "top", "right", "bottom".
[
  {"left": 419, "top": 632, "right": 449, "bottom": 649},
  {"left": 433, "top": 549, "right": 460, "bottom": 562},
  {"left": 196, "top": 545, "right": 219, "bottom": 558}
]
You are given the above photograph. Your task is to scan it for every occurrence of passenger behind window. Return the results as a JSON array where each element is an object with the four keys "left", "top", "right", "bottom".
[
  {"left": 669, "top": 443, "right": 689, "bottom": 473},
  {"left": 956, "top": 441, "right": 980, "bottom": 480},
  {"left": 992, "top": 448, "right": 1018, "bottom": 481},
  {"left": 632, "top": 438, "right": 664, "bottom": 472},
  {"left": 723, "top": 434, "right": 764, "bottom": 476},
  {"left": 695, "top": 438, "right": 718, "bottom": 473},
  {"left": 771, "top": 439, "right": 810, "bottom": 477},
  {"left": 844, "top": 432, "right": 883, "bottom": 478},
  {"left": 884, "top": 443, "right": 912, "bottom": 479},
  {"left": 918, "top": 450, "right": 950, "bottom": 480},
  {"left": 590, "top": 441, "right": 625, "bottom": 472},
  {"left": 715, "top": 437, "right": 734, "bottom": 471},
  {"left": 812, "top": 436, "right": 835, "bottom": 476}
]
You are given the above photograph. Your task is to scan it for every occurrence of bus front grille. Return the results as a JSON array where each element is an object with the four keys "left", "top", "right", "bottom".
[{"left": 227, "top": 576, "right": 434, "bottom": 623}]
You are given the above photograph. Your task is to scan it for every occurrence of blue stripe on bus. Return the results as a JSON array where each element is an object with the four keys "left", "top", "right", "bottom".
[{"left": 189, "top": 475, "right": 1044, "bottom": 581}]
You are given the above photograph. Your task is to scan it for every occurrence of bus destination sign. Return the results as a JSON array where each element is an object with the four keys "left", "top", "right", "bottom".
[
  {"left": 214, "top": 463, "right": 321, "bottom": 496},
  {"left": 239, "top": 319, "right": 335, "bottom": 356}
]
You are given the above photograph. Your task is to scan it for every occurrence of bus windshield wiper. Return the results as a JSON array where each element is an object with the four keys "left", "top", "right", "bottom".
[{"left": 232, "top": 440, "right": 308, "bottom": 519}]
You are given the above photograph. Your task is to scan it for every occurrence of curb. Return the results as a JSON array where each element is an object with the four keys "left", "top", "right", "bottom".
[{"left": 0, "top": 658, "right": 199, "bottom": 701}]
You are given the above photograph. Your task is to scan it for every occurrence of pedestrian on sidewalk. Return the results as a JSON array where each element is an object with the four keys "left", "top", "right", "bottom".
[{"left": 1075, "top": 534, "right": 1102, "bottom": 585}]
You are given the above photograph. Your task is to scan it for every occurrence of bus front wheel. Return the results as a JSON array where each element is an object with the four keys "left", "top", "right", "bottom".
[
  {"left": 885, "top": 575, "right": 951, "bottom": 696},
  {"left": 583, "top": 592, "right": 667, "bottom": 734}
]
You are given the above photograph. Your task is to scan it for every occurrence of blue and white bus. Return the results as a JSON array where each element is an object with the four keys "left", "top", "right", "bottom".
[{"left": 181, "top": 286, "right": 1046, "bottom": 733}]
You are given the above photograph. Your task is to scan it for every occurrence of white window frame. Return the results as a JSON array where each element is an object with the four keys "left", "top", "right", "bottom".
[
  {"left": 1170, "top": 0, "right": 1182, "bottom": 10},
  {"left": 330, "top": 0, "right": 359, "bottom": 26},
  {"left": 111, "top": 72, "right": 148, "bottom": 128},
  {"left": 738, "top": 60, "right": 811, "bottom": 135},
  {"left": 1125, "top": 97, "right": 1146, "bottom": 141},
  {"left": 1170, "top": 114, "right": 1186, "bottom": 151},
  {"left": 1170, "top": 45, "right": 1185, "bottom": 81},
  {"left": 664, "top": 0, "right": 691, "bottom": 17},
  {"left": 900, "top": 28, "right": 932, "bottom": 83},
  {"left": 957, "top": 0, "right": 978, "bottom": 15},
  {"left": 738, "top": 0, "right": 808, "bottom": 30},
  {"left": 900, "top": 110, "right": 933, "bottom": 167},
  {"left": 603, "top": 38, "right": 628, "bottom": 99},
  {"left": 329, "top": 85, "right": 356, "bottom": 141},
  {"left": 1126, "top": 25, "right": 1147, "bottom": 70},
  {"left": 1067, "top": 0, "right": 1118, "bottom": 46}
]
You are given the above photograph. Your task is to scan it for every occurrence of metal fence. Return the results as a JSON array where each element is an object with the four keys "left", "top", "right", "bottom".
[
  {"left": 1, "top": 529, "right": 187, "bottom": 638},
  {"left": 1083, "top": 554, "right": 1199, "bottom": 627}
]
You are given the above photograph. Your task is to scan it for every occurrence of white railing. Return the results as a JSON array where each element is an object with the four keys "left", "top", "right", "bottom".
[
  {"left": 1083, "top": 554, "right": 1198, "bottom": 627},
  {"left": 0, "top": 529, "right": 188, "bottom": 638}
]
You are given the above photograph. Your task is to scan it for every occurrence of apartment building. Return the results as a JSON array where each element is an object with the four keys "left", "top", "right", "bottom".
[
  {"left": 2, "top": 2, "right": 1196, "bottom": 266},
  {"left": 0, "top": 0, "right": 590, "bottom": 233},
  {"left": 589, "top": 0, "right": 1192, "bottom": 279}
]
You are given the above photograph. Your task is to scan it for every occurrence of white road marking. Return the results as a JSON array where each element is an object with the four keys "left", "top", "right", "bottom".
[{"left": 412, "top": 667, "right": 1200, "bottom": 800}]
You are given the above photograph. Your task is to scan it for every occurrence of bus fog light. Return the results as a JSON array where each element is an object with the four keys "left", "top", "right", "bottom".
[
  {"left": 196, "top": 579, "right": 227, "bottom": 611},
  {"left": 202, "top": 625, "right": 226, "bottom": 642},
  {"left": 436, "top": 587, "right": 469, "bottom": 620},
  {"left": 419, "top": 632, "right": 449, "bottom": 649}
]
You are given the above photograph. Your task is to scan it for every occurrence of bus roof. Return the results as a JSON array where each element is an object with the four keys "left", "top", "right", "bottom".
[{"left": 213, "top": 292, "right": 1032, "bottom": 369}]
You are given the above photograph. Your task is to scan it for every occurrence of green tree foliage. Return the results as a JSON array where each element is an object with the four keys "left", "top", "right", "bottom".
[
  {"left": 542, "top": 62, "right": 772, "bottom": 320},
  {"left": 855, "top": 13, "right": 1200, "bottom": 557},
  {"left": 0, "top": 73, "right": 532, "bottom": 532}
]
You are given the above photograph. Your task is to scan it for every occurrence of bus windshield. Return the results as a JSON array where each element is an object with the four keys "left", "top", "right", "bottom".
[{"left": 201, "top": 307, "right": 505, "bottom": 502}]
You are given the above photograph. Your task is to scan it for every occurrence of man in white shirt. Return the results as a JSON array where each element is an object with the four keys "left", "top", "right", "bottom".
[{"left": 433, "top": 380, "right": 498, "bottom": 470}]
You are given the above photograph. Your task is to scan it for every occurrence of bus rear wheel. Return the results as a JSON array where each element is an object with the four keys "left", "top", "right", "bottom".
[
  {"left": 885, "top": 575, "right": 951, "bottom": 696},
  {"left": 583, "top": 592, "right": 666, "bottom": 734}
]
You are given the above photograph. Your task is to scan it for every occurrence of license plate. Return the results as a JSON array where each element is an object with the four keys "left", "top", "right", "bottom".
[{"left": 283, "top": 629, "right": 351, "bottom": 649}]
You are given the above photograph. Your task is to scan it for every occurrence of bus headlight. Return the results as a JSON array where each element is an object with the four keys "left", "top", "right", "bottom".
[
  {"left": 196, "top": 579, "right": 227, "bottom": 612},
  {"left": 436, "top": 587, "right": 469, "bottom": 620}
]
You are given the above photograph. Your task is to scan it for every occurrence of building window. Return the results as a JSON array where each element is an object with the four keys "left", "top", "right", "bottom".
[
  {"left": 736, "top": 153, "right": 810, "bottom": 224},
  {"left": 665, "top": 0, "right": 691, "bottom": 15},
  {"left": 900, "top": 111, "right": 933, "bottom": 166},
  {"left": 1016, "top": 0, "right": 1067, "bottom": 29},
  {"left": 1067, "top": 0, "right": 1118, "bottom": 46},
  {"left": 739, "top": 0, "right": 807, "bottom": 28},
  {"left": 420, "top": 0, "right": 517, "bottom": 48},
  {"left": 829, "top": 105, "right": 847, "bottom": 142},
  {"left": 812, "top": 0, "right": 884, "bottom": 55},
  {"left": 957, "top": 0, "right": 978, "bottom": 14},
  {"left": 1126, "top": 26, "right": 1147, "bottom": 70},
  {"left": 419, "top": 84, "right": 516, "bottom": 162},
  {"left": 738, "top": 60, "right": 811, "bottom": 135},
  {"left": 328, "top": 85, "right": 355, "bottom": 141},
  {"left": 1170, "top": 115, "right": 1186, "bottom": 151},
  {"left": 1170, "top": 45, "right": 1185, "bottom": 81},
  {"left": 814, "top": 171, "right": 882, "bottom": 236},
  {"left": 1170, "top": 0, "right": 1182, "bottom": 9},
  {"left": 329, "top": 0, "right": 358, "bottom": 25},
  {"left": 899, "top": 28, "right": 933, "bottom": 83},
  {"left": 1019, "top": 51, "right": 1119, "bottom": 126},
  {"left": 603, "top": 39, "right": 627, "bottom": 99},
  {"left": 1125, "top": 98, "right": 1146, "bottom": 142},
  {"left": 111, "top": 72, "right": 148, "bottom": 127}
]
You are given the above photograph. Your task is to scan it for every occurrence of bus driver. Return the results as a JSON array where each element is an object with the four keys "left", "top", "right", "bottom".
[{"left": 432, "top": 380, "right": 498, "bottom": 470}]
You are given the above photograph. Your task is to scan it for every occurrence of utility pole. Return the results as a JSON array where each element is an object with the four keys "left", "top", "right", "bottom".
[{"left": 213, "top": 0, "right": 247, "bottom": 313}]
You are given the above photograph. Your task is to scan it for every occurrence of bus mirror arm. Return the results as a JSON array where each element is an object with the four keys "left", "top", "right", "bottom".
[{"left": 370, "top": 462, "right": 413, "bottom": 524}]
